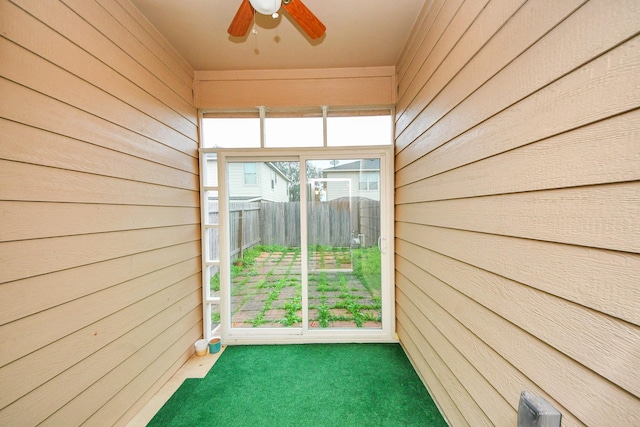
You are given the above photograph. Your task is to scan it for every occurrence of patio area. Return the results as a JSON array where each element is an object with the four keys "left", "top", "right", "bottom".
[{"left": 220, "top": 246, "right": 382, "bottom": 329}]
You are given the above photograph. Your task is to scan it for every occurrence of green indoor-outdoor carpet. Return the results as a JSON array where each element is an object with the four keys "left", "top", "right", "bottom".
[{"left": 148, "top": 343, "right": 447, "bottom": 427}]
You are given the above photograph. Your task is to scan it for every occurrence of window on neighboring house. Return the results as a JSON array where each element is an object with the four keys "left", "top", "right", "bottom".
[
  {"left": 359, "top": 172, "right": 379, "bottom": 190},
  {"left": 271, "top": 170, "right": 276, "bottom": 189},
  {"left": 244, "top": 163, "right": 257, "bottom": 185}
]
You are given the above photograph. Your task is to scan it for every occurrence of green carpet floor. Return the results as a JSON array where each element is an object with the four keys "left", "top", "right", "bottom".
[{"left": 148, "top": 343, "right": 447, "bottom": 427}]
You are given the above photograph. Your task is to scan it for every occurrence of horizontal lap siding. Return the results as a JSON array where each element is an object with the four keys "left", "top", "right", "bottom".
[
  {"left": 394, "top": 0, "right": 640, "bottom": 425},
  {"left": 195, "top": 67, "right": 397, "bottom": 109},
  {"left": 0, "top": 0, "right": 200, "bottom": 426}
]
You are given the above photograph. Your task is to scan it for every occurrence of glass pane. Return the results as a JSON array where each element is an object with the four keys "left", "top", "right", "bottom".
[
  {"left": 202, "top": 117, "right": 260, "bottom": 148},
  {"left": 265, "top": 117, "right": 323, "bottom": 147},
  {"left": 327, "top": 115, "right": 392, "bottom": 146},
  {"left": 205, "top": 227, "right": 220, "bottom": 262},
  {"left": 205, "top": 265, "right": 220, "bottom": 300},
  {"left": 202, "top": 153, "right": 218, "bottom": 187},
  {"left": 228, "top": 161, "right": 302, "bottom": 328},
  {"left": 209, "top": 303, "right": 220, "bottom": 333},
  {"left": 204, "top": 191, "right": 219, "bottom": 225},
  {"left": 306, "top": 159, "right": 382, "bottom": 329}
]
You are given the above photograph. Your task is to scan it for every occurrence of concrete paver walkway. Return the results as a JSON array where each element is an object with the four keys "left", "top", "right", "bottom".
[{"left": 230, "top": 249, "right": 381, "bottom": 329}]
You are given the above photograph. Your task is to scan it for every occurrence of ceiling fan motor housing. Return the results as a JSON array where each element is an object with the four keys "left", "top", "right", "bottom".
[
  {"left": 229, "top": 0, "right": 325, "bottom": 39},
  {"left": 249, "top": 0, "right": 282, "bottom": 15}
]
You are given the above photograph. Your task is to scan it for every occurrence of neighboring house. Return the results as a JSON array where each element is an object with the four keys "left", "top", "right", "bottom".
[
  {"left": 208, "top": 160, "right": 290, "bottom": 202},
  {"left": 321, "top": 159, "right": 380, "bottom": 201}
]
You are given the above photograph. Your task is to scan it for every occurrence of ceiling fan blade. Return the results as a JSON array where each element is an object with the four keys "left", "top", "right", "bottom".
[
  {"left": 282, "top": 0, "right": 326, "bottom": 39},
  {"left": 228, "top": 0, "right": 254, "bottom": 37}
]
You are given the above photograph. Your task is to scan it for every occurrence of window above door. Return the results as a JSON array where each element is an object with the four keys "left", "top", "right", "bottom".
[{"left": 201, "top": 107, "right": 393, "bottom": 149}]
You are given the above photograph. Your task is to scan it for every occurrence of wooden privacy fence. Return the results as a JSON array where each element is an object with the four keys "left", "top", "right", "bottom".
[
  {"left": 358, "top": 199, "right": 381, "bottom": 249},
  {"left": 213, "top": 199, "right": 380, "bottom": 258},
  {"left": 207, "top": 200, "right": 261, "bottom": 261},
  {"left": 260, "top": 201, "right": 301, "bottom": 247},
  {"left": 306, "top": 200, "right": 354, "bottom": 247},
  {"left": 229, "top": 201, "right": 261, "bottom": 259},
  {"left": 260, "top": 198, "right": 380, "bottom": 248}
]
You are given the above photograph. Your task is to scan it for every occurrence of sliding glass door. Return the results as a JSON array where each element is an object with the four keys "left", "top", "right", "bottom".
[
  {"left": 227, "top": 160, "right": 303, "bottom": 329},
  {"left": 306, "top": 159, "right": 382, "bottom": 330},
  {"left": 203, "top": 149, "right": 393, "bottom": 343}
]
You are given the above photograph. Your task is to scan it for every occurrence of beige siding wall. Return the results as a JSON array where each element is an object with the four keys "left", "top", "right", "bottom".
[
  {"left": 195, "top": 67, "right": 396, "bottom": 109},
  {"left": 394, "top": 0, "right": 640, "bottom": 425},
  {"left": 0, "top": 0, "right": 201, "bottom": 425}
]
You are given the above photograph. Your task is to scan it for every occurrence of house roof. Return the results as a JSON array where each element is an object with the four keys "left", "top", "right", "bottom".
[
  {"left": 323, "top": 158, "right": 380, "bottom": 172},
  {"left": 266, "top": 162, "right": 291, "bottom": 182}
]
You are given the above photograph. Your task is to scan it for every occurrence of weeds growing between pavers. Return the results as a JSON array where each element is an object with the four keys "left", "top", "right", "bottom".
[{"left": 212, "top": 245, "right": 382, "bottom": 328}]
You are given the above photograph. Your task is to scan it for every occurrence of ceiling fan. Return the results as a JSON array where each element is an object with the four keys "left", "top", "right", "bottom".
[{"left": 228, "top": 0, "right": 326, "bottom": 39}]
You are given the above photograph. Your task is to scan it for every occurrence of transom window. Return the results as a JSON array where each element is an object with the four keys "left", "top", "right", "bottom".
[{"left": 202, "top": 107, "right": 393, "bottom": 149}]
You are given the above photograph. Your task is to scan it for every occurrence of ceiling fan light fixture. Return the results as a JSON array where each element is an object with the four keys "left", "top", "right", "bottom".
[
  {"left": 249, "top": 0, "right": 282, "bottom": 15},
  {"left": 228, "top": 0, "right": 325, "bottom": 39}
]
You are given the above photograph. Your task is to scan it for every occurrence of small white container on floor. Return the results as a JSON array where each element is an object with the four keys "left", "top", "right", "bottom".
[{"left": 194, "top": 339, "right": 208, "bottom": 356}]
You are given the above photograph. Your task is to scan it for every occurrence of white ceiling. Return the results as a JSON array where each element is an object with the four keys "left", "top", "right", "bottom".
[{"left": 130, "top": 0, "right": 427, "bottom": 71}]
